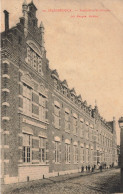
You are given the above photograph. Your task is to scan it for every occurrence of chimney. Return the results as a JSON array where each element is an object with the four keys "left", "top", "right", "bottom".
[{"left": 4, "top": 10, "right": 9, "bottom": 33}]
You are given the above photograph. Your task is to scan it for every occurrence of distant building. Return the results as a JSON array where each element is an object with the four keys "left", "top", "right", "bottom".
[
  {"left": 1, "top": 1, "right": 117, "bottom": 184},
  {"left": 117, "top": 145, "right": 120, "bottom": 166},
  {"left": 118, "top": 117, "right": 123, "bottom": 192}
]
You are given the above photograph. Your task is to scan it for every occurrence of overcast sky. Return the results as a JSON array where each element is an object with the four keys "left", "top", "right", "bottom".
[{"left": 1, "top": 0, "right": 123, "bottom": 145}]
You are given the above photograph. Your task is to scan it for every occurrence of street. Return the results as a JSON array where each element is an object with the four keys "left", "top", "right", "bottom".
[{"left": 4, "top": 168, "right": 120, "bottom": 194}]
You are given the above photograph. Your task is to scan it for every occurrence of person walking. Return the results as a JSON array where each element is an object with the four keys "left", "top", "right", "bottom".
[
  {"left": 88, "top": 165, "right": 90, "bottom": 172},
  {"left": 92, "top": 166, "right": 94, "bottom": 172},
  {"left": 86, "top": 166, "right": 88, "bottom": 171},
  {"left": 81, "top": 165, "right": 84, "bottom": 172}
]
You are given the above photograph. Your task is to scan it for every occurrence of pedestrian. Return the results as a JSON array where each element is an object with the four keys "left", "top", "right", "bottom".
[
  {"left": 82, "top": 166, "right": 84, "bottom": 172},
  {"left": 86, "top": 166, "right": 87, "bottom": 171},
  {"left": 81, "top": 165, "right": 84, "bottom": 172},
  {"left": 92, "top": 166, "right": 94, "bottom": 172},
  {"left": 88, "top": 165, "right": 90, "bottom": 172},
  {"left": 100, "top": 165, "right": 102, "bottom": 172}
]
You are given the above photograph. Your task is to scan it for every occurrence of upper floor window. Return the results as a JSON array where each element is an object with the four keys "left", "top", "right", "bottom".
[
  {"left": 22, "top": 80, "right": 47, "bottom": 122},
  {"left": 71, "top": 95, "right": 75, "bottom": 102},
  {"left": 54, "top": 102, "right": 60, "bottom": 129},
  {"left": 73, "top": 115, "right": 78, "bottom": 135},
  {"left": 39, "top": 95, "right": 46, "bottom": 122},
  {"left": 63, "top": 87, "right": 68, "bottom": 96},
  {"left": 27, "top": 46, "right": 42, "bottom": 74},
  {"left": 54, "top": 79, "right": 58, "bottom": 88},
  {"left": 23, "top": 84, "right": 32, "bottom": 116},
  {"left": 65, "top": 110, "right": 70, "bottom": 132},
  {"left": 80, "top": 120, "right": 84, "bottom": 138}
]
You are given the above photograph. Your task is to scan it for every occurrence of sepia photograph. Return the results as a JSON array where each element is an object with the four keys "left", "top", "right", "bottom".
[{"left": 1, "top": 0, "right": 123, "bottom": 193}]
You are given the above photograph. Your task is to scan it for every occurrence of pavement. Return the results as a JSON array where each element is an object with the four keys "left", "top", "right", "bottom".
[{"left": 2, "top": 167, "right": 119, "bottom": 194}]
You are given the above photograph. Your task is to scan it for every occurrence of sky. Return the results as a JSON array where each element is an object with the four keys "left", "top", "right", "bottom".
[{"left": 1, "top": 0, "right": 123, "bottom": 145}]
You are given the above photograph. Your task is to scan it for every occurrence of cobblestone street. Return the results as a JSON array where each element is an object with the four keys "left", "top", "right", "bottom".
[{"left": 3, "top": 168, "right": 120, "bottom": 194}]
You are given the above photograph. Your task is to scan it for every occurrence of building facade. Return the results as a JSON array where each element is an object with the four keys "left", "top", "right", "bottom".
[
  {"left": 118, "top": 117, "right": 123, "bottom": 192},
  {"left": 1, "top": 1, "right": 117, "bottom": 184}
]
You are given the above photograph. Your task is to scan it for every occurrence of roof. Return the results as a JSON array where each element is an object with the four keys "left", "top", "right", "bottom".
[{"left": 28, "top": 1, "right": 37, "bottom": 10}]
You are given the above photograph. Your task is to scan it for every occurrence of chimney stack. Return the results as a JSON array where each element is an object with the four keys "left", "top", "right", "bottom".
[{"left": 4, "top": 10, "right": 9, "bottom": 33}]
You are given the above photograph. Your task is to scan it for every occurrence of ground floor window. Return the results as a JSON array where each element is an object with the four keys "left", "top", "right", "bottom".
[
  {"left": 80, "top": 147, "right": 84, "bottom": 163},
  {"left": 39, "top": 137, "right": 46, "bottom": 163},
  {"left": 65, "top": 144, "right": 70, "bottom": 163},
  {"left": 55, "top": 141, "right": 61, "bottom": 163},
  {"left": 86, "top": 148, "right": 89, "bottom": 163},
  {"left": 23, "top": 134, "right": 31, "bottom": 163},
  {"left": 73, "top": 145, "right": 78, "bottom": 163}
]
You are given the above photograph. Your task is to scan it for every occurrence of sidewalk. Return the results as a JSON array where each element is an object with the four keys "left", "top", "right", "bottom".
[{"left": 2, "top": 168, "right": 117, "bottom": 194}]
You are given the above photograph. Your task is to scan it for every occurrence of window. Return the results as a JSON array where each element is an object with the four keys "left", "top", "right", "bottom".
[
  {"left": 23, "top": 134, "right": 31, "bottom": 163},
  {"left": 71, "top": 95, "right": 75, "bottom": 102},
  {"left": 39, "top": 137, "right": 46, "bottom": 163},
  {"left": 86, "top": 129, "right": 89, "bottom": 140},
  {"left": 73, "top": 145, "right": 78, "bottom": 163},
  {"left": 54, "top": 105, "right": 60, "bottom": 129},
  {"left": 39, "top": 95, "right": 46, "bottom": 122},
  {"left": 80, "top": 147, "right": 84, "bottom": 163},
  {"left": 90, "top": 149, "right": 93, "bottom": 163},
  {"left": 73, "top": 116, "right": 78, "bottom": 135},
  {"left": 23, "top": 84, "right": 31, "bottom": 115},
  {"left": 65, "top": 111, "right": 70, "bottom": 132},
  {"left": 80, "top": 121, "right": 84, "bottom": 138},
  {"left": 86, "top": 148, "right": 89, "bottom": 163},
  {"left": 63, "top": 87, "right": 67, "bottom": 96},
  {"left": 97, "top": 150, "right": 100, "bottom": 163},
  {"left": 55, "top": 141, "right": 61, "bottom": 163},
  {"left": 90, "top": 132, "right": 92, "bottom": 141},
  {"left": 27, "top": 46, "right": 42, "bottom": 74},
  {"left": 65, "top": 144, "right": 70, "bottom": 163},
  {"left": 54, "top": 79, "right": 58, "bottom": 88}
]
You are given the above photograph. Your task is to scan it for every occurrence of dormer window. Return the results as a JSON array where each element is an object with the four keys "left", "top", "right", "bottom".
[
  {"left": 63, "top": 87, "right": 67, "bottom": 96},
  {"left": 61, "top": 80, "right": 68, "bottom": 97},
  {"left": 71, "top": 94, "right": 75, "bottom": 102},
  {"left": 54, "top": 79, "right": 58, "bottom": 89}
]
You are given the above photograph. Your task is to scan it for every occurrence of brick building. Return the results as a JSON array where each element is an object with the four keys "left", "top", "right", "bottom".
[{"left": 1, "top": 1, "right": 117, "bottom": 184}]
